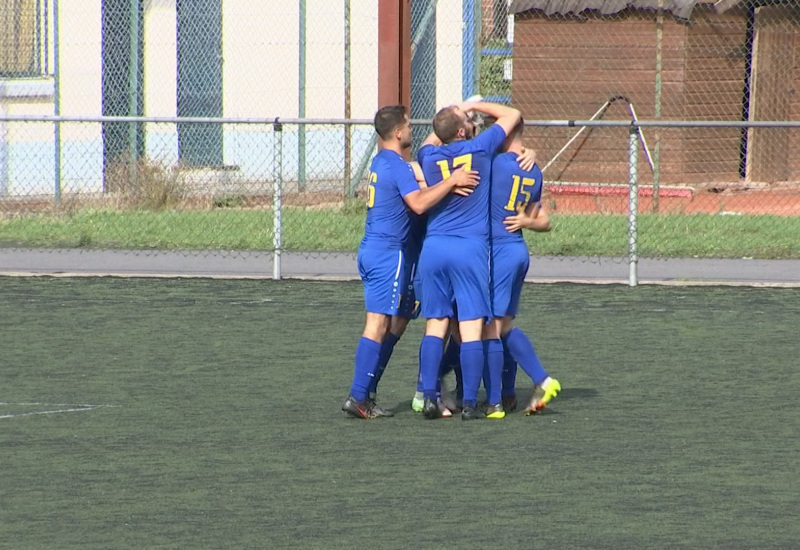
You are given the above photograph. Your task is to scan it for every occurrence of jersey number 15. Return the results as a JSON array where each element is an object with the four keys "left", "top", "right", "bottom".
[{"left": 505, "top": 174, "right": 536, "bottom": 211}]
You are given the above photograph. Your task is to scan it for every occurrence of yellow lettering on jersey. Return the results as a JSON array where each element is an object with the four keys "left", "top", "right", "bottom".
[
  {"left": 367, "top": 171, "right": 377, "bottom": 208},
  {"left": 435, "top": 153, "right": 473, "bottom": 180}
]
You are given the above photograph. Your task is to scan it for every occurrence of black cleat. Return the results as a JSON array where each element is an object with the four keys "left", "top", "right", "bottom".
[
  {"left": 502, "top": 394, "right": 518, "bottom": 413},
  {"left": 422, "top": 398, "right": 441, "bottom": 419},
  {"left": 367, "top": 398, "right": 395, "bottom": 417},
  {"left": 342, "top": 395, "right": 377, "bottom": 419},
  {"left": 461, "top": 405, "right": 485, "bottom": 421}
]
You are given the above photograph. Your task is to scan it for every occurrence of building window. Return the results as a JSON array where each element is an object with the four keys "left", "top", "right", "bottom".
[{"left": 0, "top": 0, "right": 51, "bottom": 78}]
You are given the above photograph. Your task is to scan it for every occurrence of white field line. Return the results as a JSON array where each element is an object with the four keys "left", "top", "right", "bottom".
[{"left": 0, "top": 403, "right": 120, "bottom": 420}]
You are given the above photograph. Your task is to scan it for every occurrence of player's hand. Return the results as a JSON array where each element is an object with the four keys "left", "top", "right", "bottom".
[
  {"left": 503, "top": 203, "right": 549, "bottom": 232},
  {"left": 516, "top": 147, "right": 536, "bottom": 172},
  {"left": 502, "top": 205, "right": 530, "bottom": 232},
  {"left": 449, "top": 166, "right": 479, "bottom": 196}
]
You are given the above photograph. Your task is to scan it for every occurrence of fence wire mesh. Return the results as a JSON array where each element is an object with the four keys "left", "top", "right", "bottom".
[{"left": 2, "top": 0, "right": 800, "bottom": 272}]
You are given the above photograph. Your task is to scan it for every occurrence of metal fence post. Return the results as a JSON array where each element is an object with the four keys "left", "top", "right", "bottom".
[
  {"left": 298, "top": 0, "right": 307, "bottom": 191},
  {"left": 628, "top": 125, "right": 639, "bottom": 287},
  {"left": 53, "top": 0, "right": 61, "bottom": 204},
  {"left": 273, "top": 119, "right": 283, "bottom": 281}
]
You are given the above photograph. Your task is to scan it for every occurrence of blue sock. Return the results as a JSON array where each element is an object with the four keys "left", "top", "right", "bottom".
[
  {"left": 419, "top": 335, "right": 444, "bottom": 400},
  {"left": 369, "top": 333, "right": 399, "bottom": 394},
  {"left": 503, "top": 328, "right": 549, "bottom": 386},
  {"left": 460, "top": 341, "right": 484, "bottom": 408},
  {"left": 350, "top": 337, "right": 383, "bottom": 402},
  {"left": 484, "top": 339, "right": 504, "bottom": 406},
  {"left": 501, "top": 345, "right": 517, "bottom": 397}
]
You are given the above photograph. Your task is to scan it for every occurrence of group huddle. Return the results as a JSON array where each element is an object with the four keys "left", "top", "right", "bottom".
[{"left": 342, "top": 99, "right": 561, "bottom": 421}]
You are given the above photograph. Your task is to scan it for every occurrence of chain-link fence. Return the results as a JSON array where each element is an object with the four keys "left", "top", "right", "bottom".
[{"left": 2, "top": 1, "right": 800, "bottom": 278}]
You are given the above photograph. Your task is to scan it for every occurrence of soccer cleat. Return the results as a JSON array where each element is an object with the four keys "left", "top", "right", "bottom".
[
  {"left": 440, "top": 379, "right": 459, "bottom": 412},
  {"left": 502, "top": 394, "right": 518, "bottom": 413},
  {"left": 342, "top": 395, "right": 377, "bottom": 419},
  {"left": 411, "top": 391, "right": 424, "bottom": 413},
  {"left": 461, "top": 405, "right": 485, "bottom": 421},
  {"left": 437, "top": 398, "right": 453, "bottom": 418},
  {"left": 422, "top": 398, "right": 441, "bottom": 419},
  {"left": 525, "top": 377, "right": 561, "bottom": 415},
  {"left": 485, "top": 403, "right": 506, "bottom": 419},
  {"left": 367, "top": 398, "right": 395, "bottom": 417}
]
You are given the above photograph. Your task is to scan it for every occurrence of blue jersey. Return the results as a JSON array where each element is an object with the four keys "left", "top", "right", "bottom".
[
  {"left": 490, "top": 153, "right": 543, "bottom": 244},
  {"left": 362, "top": 149, "right": 421, "bottom": 249},
  {"left": 417, "top": 125, "right": 507, "bottom": 239}
]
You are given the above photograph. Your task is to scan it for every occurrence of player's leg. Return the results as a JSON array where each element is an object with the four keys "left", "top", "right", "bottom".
[
  {"left": 498, "top": 244, "right": 560, "bottom": 414},
  {"left": 343, "top": 247, "right": 404, "bottom": 419},
  {"left": 456, "top": 318, "right": 486, "bottom": 420},
  {"left": 420, "top": 317, "right": 451, "bottom": 419},
  {"left": 501, "top": 320, "right": 560, "bottom": 415},
  {"left": 414, "top": 319, "right": 459, "bottom": 413},
  {"left": 481, "top": 318, "right": 506, "bottom": 418},
  {"left": 369, "top": 314, "right": 408, "bottom": 399},
  {"left": 373, "top": 255, "right": 421, "bottom": 405},
  {"left": 493, "top": 243, "right": 519, "bottom": 412},
  {"left": 500, "top": 316, "right": 518, "bottom": 412},
  {"left": 446, "top": 321, "right": 463, "bottom": 405},
  {"left": 437, "top": 320, "right": 461, "bottom": 412},
  {"left": 417, "top": 236, "right": 456, "bottom": 419},
  {"left": 343, "top": 312, "right": 391, "bottom": 419},
  {"left": 450, "top": 238, "right": 493, "bottom": 420}
]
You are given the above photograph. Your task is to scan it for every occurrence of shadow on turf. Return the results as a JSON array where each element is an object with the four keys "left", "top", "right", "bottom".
[
  {"left": 386, "top": 387, "right": 597, "bottom": 416},
  {"left": 557, "top": 387, "right": 599, "bottom": 400}
]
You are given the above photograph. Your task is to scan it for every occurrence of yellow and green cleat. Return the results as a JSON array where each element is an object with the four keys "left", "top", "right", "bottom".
[
  {"left": 411, "top": 391, "right": 424, "bottom": 413},
  {"left": 525, "top": 377, "right": 561, "bottom": 416},
  {"left": 485, "top": 403, "right": 506, "bottom": 419}
]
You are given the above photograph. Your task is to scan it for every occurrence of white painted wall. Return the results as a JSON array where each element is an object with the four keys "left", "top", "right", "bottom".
[
  {"left": 436, "top": 0, "right": 465, "bottom": 109},
  {"left": 1, "top": 0, "right": 470, "bottom": 195}
]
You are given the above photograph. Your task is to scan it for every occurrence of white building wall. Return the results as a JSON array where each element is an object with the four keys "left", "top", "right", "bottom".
[{"left": 1, "top": 0, "right": 470, "bottom": 195}]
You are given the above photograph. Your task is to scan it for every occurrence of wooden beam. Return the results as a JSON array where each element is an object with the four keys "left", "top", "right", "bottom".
[{"left": 378, "top": 0, "right": 411, "bottom": 109}]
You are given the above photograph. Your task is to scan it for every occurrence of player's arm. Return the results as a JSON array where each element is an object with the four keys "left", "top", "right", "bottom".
[
  {"left": 403, "top": 167, "right": 479, "bottom": 215},
  {"left": 458, "top": 101, "right": 521, "bottom": 138},
  {"left": 409, "top": 160, "right": 473, "bottom": 197},
  {"left": 503, "top": 201, "right": 551, "bottom": 233},
  {"left": 409, "top": 161, "right": 427, "bottom": 189},
  {"left": 420, "top": 131, "right": 442, "bottom": 148}
]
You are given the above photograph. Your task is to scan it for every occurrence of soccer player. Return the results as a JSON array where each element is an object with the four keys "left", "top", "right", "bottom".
[
  {"left": 369, "top": 162, "right": 460, "bottom": 417},
  {"left": 486, "top": 118, "right": 561, "bottom": 415},
  {"left": 342, "top": 105, "right": 479, "bottom": 419},
  {"left": 416, "top": 100, "right": 522, "bottom": 420}
]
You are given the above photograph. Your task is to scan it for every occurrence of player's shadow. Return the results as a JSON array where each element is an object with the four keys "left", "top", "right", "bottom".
[
  {"left": 390, "top": 400, "right": 416, "bottom": 415},
  {"left": 557, "top": 387, "right": 599, "bottom": 400},
  {"left": 390, "top": 388, "right": 597, "bottom": 416}
]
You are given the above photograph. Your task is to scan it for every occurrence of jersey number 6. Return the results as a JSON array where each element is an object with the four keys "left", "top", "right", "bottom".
[{"left": 366, "top": 171, "right": 377, "bottom": 208}]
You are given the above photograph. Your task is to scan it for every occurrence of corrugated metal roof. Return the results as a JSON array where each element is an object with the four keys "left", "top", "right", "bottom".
[{"left": 509, "top": 0, "right": 699, "bottom": 20}]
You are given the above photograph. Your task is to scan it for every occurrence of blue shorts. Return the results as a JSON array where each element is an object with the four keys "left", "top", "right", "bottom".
[
  {"left": 357, "top": 246, "right": 407, "bottom": 315},
  {"left": 418, "top": 235, "right": 491, "bottom": 321},
  {"left": 490, "top": 240, "right": 530, "bottom": 318}
]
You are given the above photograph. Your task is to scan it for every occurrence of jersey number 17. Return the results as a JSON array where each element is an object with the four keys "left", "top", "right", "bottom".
[{"left": 436, "top": 153, "right": 473, "bottom": 180}]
